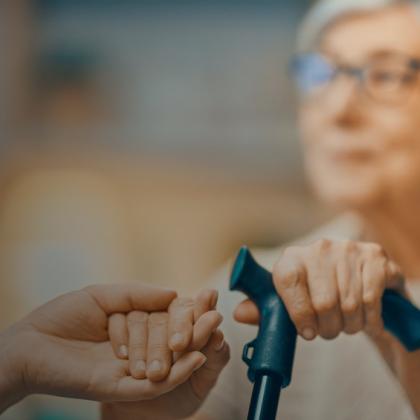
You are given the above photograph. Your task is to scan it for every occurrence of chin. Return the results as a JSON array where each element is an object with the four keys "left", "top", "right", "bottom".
[
  {"left": 309, "top": 176, "right": 385, "bottom": 211},
  {"left": 304, "top": 158, "right": 387, "bottom": 210}
]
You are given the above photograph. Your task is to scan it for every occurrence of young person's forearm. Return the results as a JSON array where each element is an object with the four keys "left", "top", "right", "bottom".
[
  {"left": 101, "top": 403, "right": 209, "bottom": 420},
  {"left": 100, "top": 403, "right": 115, "bottom": 420},
  {"left": 0, "top": 376, "right": 22, "bottom": 414},
  {"left": 0, "top": 329, "right": 26, "bottom": 413},
  {"left": 101, "top": 404, "right": 158, "bottom": 420},
  {"left": 101, "top": 404, "right": 148, "bottom": 420}
]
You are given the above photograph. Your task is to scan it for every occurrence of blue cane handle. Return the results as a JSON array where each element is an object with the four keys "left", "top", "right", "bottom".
[{"left": 382, "top": 289, "right": 420, "bottom": 351}]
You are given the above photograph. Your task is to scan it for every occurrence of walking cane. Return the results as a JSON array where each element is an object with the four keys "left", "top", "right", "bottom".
[{"left": 230, "top": 246, "right": 420, "bottom": 420}]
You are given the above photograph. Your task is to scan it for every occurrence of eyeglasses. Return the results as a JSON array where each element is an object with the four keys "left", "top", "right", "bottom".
[{"left": 290, "top": 52, "right": 420, "bottom": 105}]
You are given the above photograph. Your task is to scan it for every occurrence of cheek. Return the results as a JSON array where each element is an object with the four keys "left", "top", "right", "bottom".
[
  {"left": 372, "top": 108, "right": 420, "bottom": 184},
  {"left": 382, "top": 145, "right": 420, "bottom": 193},
  {"left": 299, "top": 102, "right": 420, "bottom": 204},
  {"left": 298, "top": 106, "right": 323, "bottom": 145}
]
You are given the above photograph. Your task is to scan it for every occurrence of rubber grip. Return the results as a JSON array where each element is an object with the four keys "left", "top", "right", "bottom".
[{"left": 382, "top": 289, "right": 420, "bottom": 351}]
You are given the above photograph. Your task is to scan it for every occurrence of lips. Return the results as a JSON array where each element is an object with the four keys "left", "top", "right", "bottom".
[
  {"left": 318, "top": 136, "right": 378, "bottom": 162},
  {"left": 330, "top": 148, "right": 375, "bottom": 161}
]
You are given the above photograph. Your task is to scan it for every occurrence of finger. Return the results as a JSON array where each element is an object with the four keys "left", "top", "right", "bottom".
[
  {"left": 385, "top": 260, "right": 406, "bottom": 293},
  {"left": 146, "top": 312, "right": 172, "bottom": 382},
  {"left": 336, "top": 259, "right": 364, "bottom": 335},
  {"left": 190, "top": 310, "right": 223, "bottom": 351},
  {"left": 190, "top": 330, "right": 230, "bottom": 400},
  {"left": 108, "top": 313, "right": 129, "bottom": 359},
  {"left": 233, "top": 299, "right": 260, "bottom": 325},
  {"left": 210, "top": 329, "right": 226, "bottom": 352},
  {"left": 194, "top": 289, "right": 219, "bottom": 321},
  {"left": 127, "top": 311, "right": 148, "bottom": 379},
  {"left": 84, "top": 283, "right": 177, "bottom": 315},
  {"left": 304, "top": 254, "right": 343, "bottom": 340},
  {"left": 168, "top": 297, "right": 195, "bottom": 352},
  {"left": 362, "top": 258, "right": 386, "bottom": 336},
  {"left": 273, "top": 259, "right": 318, "bottom": 340},
  {"left": 114, "top": 351, "right": 207, "bottom": 402},
  {"left": 313, "top": 296, "right": 343, "bottom": 340}
]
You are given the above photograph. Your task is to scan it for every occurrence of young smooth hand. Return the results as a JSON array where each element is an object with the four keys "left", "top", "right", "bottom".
[{"left": 0, "top": 284, "right": 209, "bottom": 413}]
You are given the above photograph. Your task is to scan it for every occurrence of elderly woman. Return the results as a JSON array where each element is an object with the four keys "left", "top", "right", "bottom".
[{"left": 197, "top": 1, "right": 420, "bottom": 419}]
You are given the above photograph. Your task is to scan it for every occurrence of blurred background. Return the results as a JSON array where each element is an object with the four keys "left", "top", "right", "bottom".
[{"left": 0, "top": 1, "right": 331, "bottom": 417}]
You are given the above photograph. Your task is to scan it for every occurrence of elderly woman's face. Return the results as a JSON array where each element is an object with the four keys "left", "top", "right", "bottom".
[{"left": 299, "top": 6, "right": 420, "bottom": 209}]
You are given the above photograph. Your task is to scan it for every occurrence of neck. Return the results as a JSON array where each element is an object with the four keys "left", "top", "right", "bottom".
[{"left": 358, "top": 198, "right": 420, "bottom": 280}]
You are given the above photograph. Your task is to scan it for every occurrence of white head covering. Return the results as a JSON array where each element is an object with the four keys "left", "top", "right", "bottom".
[{"left": 296, "top": 0, "right": 420, "bottom": 52}]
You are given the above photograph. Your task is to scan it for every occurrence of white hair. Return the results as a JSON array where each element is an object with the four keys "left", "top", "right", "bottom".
[{"left": 297, "top": 0, "right": 420, "bottom": 53}]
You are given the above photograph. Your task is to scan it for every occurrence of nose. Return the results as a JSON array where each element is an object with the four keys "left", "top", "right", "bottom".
[{"left": 324, "top": 73, "right": 365, "bottom": 127}]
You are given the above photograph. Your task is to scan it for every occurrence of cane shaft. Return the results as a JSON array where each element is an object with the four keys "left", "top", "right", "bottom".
[{"left": 247, "top": 374, "right": 282, "bottom": 420}]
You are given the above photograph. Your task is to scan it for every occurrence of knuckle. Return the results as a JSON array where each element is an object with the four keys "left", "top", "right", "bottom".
[
  {"left": 314, "top": 238, "right": 332, "bottom": 253},
  {"left": 171, "top": 297, "right": 195, "bottom": 311},
  {"left": 363, "top": 291, "right": 379, "bottom": 307},
  {"left": 293, "top": 308, "right": 315, "bottom": 326},
  {"left": 199, "top": 289, "right": 216, "bottom": 303},
  {"left": 178, "top": 297, "right": 195, "bottom": 307},
  {"left": 377, "top": 256, "right": 388, "bottom": 270},
  {"left": 277, "top": 268, "right": 302, "bottom": 289},
  {"left": 386, "top": 260, "right": 400, "bottom": 276},
  {"left": 290, "top": 296, "right": 314, "bottom": 316},
  {"left": 313, "top": 297, "right": 336, "bottom": 314},
  {"left": 281, "top": 245, "right": 300, "bottom": 258},
  {"left": 366, "top": 243, "right": 386, "bottom": 258},
  {"left": 342, "top": 239, "right": 357, "bottom": 253},
  {"left": 341, "top": 298, "right": 359, "bottom": 315},
  {"left": 274, "top": 254, "right": 299, "bottom": 276}
]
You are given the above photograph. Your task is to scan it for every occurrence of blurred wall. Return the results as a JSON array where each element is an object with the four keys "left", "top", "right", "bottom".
[
  {"left": 0, "top": 2, "right": 339, "bottom": 418},
  {"left": 0, "top": 0, "right": 331, "bottom": 325}
]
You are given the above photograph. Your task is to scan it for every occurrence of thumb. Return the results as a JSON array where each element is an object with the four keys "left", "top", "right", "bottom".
[
  {"left": 233, "top": 299, "right": 260, "bottom": 325},
  {"left": 190, "top": 330, "right": 230, "bottom": 401},
  {"left": 84, "top": 283, "right": 177, "bottom": 315}
]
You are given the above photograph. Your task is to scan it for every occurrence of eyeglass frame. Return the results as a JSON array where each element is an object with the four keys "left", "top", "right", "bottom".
[{"left": 290, "top": 51, "right": 420, "bottom": 104}]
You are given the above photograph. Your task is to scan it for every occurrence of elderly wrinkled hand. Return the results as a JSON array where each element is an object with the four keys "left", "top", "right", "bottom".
[{"left": 234, "top": 239, "right": 407, "bottom": 340}]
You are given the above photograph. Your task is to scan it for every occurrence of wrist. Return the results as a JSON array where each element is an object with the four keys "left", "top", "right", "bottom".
[
  {"left": 0, "top": 325, "right": 30, "bottom": 413},
  {"left": 101, "top": 404, "right": 146, "bottom": 420},
  {"left": 101, "top": 403, "right": 184, "bottom": 420}
]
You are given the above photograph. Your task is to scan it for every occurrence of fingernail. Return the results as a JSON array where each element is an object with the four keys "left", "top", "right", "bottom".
[
  {"left": 302, "top": 328, "right": 316, "bottom": 340},
  {"left": 119, "top": 345, "right": 128, "bottom": 358},
  {"left": 171, "top": 333, "right": 185, "bottom": 347},
  {"left": 148, "top": 360, "right": 162, "bottom": 372},
  {"left": 194, "top": 356, "right": 207, "bottom": 371},
  {"left": 214, "top": 339, "right": 225, "bottom": 352},
  {"left": 135, "top": 360, "right": 146, "bottom": 375}
]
